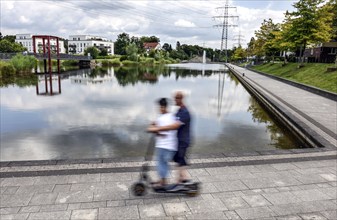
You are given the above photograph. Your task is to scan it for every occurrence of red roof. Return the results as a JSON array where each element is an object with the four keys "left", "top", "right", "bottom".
[{"left": 143, "top": 42, "right": 159, "bottom": 49}]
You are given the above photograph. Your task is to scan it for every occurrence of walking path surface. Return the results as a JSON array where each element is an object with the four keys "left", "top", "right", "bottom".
[
  {"left": 1, "top": 151, "right": 336, "bottom": 220},
  {"left": 227, "top": 64, "right": 337, "bottom": 149},
  {"left": 1, "top": 64, "right": 337, "bottom": 219}
]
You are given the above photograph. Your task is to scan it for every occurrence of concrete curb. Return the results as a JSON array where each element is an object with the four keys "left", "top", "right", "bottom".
[
  {"left": 1, "top": 153, "right": 336, "bottom": 178},
  {"left": 1, "top": 147, "right": 334, "bottom": 168}
]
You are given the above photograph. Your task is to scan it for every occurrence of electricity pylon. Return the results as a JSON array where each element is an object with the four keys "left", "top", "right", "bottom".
[
  {"left": 213, "top": 0, "right": 239, "bottom": 63},
  {"left": 233, "top": 30, "right": 245, "bottom": 48}
]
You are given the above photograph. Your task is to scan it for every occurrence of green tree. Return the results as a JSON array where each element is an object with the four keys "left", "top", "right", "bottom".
[
  {"left": 114, "top": 32, "right": 130, "bottom": 55},
  {"left": 99, "top": 48, "right": 108, "bottom": 56},
  {"left": 232, "top": 46, "right": 247, "bottom": 62},
  {"left": 176, "top": 41, "right": 181, "bottom": 50},
  {"left": 140, "top": 36, "right": 160, "bottom": 43},
  {"left": 0, "top": 39, "right": 26, "bottom": 53},
  {"left": 162, "top": 43, "right": 172, "bottom": 52},
  {"left": 130, "top": 36, "right": 144, "bottom": 53},
  {"left": 246, "top": 37, "right": 256, "bottom": 58},
  {"left": 284, "top": 0, "right": 333, "bottom": 62},
  {"left": 1, "top": 35, "right": 16, "bottom": 43},
  {"left": 254, "top": 19, "right": 281, "bottom": 61},
  {"left": 84, "top": 46, "right": 99, "bottom": 59},
  {"left": 125, "top": 43, "right": 138, "bottom": 61},
  {"left": 325, "top": 0, "right": 337, "bottom": 40}
]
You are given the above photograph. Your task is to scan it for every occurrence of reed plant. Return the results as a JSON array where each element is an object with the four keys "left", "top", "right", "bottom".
[
  {"left": 0, "top": 60, "right": 16, "bottom": 77},
  {"left": 10, "top": 54, "right": 37, "bottom": 73}
]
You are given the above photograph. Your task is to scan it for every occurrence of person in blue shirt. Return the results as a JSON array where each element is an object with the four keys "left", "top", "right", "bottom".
[{"left": 148, "top": 91, "right": 192, "bottom": 188}]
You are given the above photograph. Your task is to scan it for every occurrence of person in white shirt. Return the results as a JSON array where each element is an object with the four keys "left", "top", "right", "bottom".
[{"left": 148, "top": 98, "right": 177, "bottom": 188}]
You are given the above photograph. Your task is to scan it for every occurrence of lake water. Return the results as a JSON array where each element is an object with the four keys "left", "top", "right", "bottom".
[{"left": 0, "top": 63, "right": 304, "bottom": 161}]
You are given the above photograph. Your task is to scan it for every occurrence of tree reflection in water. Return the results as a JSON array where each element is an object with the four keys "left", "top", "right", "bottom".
[
  {"left": 247, "top": 97, "right": 306, "bottom": 149},
  {"left": 0, "top": 73, "right": 38, "bottom": 88}
]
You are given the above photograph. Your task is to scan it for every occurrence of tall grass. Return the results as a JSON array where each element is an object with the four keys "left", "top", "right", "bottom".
[
  {"left": 122, "top": 60, "right": 137, "bottom": 66},
  {"left": 0, "top": 61, "right": 16, "bottom": 77},
  {"left": 10, "top": 54, "right": 37, "bottom": 73}
]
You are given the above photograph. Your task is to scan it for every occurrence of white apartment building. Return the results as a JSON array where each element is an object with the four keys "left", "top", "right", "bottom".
[
  {"left": 15, "top": 34, "right": 66, "bottom": 54},
  {"left": 68, "top": 35, "right": 114, "bottom": 55}
]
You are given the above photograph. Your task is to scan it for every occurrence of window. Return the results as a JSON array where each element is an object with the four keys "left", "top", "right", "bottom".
[
  {"left": 330, "top": 48, "right": 336, "bottom": 54},
  {"left": 78, "top": 38, "right": 80, "bottom": 40},
  {"left": 80, "top": 43, "right": 82, "bottom": 47}
]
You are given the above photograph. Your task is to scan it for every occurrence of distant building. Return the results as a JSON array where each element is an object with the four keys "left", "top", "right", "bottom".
[
  {"left": 70, "top": 73, "right": 114, "bottom": 85},
  {"left": 304, "top": 42, "right": 337, "bottom": 63},
  {"left": 68, "top": 35, "right": 114, "bottom": 55},
  {"left": 143, "top": 42, "right": 161, "bottom": 52},
  {"left": 15, "top": 34, "right": 66, "bottom": 53}
]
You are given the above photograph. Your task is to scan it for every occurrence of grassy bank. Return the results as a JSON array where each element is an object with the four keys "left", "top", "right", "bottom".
[{"left": 251, "top": 63, "right": 337, "bottom": 93}]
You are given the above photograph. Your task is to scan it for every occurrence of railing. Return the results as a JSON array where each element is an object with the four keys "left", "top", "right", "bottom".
[
  {"left": 0, "top": 53, "right": 17, "bottom": 60},
  {"left": 0, "top": 52, "right": 91, "bottom": 61}
]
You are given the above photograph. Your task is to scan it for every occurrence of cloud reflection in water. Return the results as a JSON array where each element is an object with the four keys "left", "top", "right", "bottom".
[{"left": 0, "top": 64, "right": 301, "bottom": 161}]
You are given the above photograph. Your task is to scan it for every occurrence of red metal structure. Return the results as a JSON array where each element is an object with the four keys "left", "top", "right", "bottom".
[{"left": 33, "top": 35, "right": 61, "bottom": 96}]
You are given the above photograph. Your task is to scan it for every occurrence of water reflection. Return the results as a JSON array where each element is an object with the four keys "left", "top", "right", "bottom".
[
  {"left": 36, "top": 74, "right": 62, "bottom": 96},
  {"left": 0, "top": 64, "right": 303, "bottom": 161}
]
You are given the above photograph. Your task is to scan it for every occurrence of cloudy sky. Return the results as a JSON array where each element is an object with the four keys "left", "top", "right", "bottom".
[{"left": 1, "top": 0, "right": 297, "bottom": 49}]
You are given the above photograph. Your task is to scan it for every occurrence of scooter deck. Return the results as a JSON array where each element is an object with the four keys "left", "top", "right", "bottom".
[{"left": 152, "top": 183, "right": 199, "bottom": 194}]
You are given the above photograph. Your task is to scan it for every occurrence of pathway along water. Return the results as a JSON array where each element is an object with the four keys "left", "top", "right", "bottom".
[{"left": 0, "top": 64, "right": 306, "bottom": 161}]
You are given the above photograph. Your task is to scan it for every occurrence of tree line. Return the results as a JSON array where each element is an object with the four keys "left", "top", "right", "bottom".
[
  {"left": 0, "top": 32, "right": 222, "bottom": 62},
  {"left": 111, "top": 32, "right": 223, "bottom": 62},
  {"left": 232, "top": 0, "right": 337, "bottom": 63}
]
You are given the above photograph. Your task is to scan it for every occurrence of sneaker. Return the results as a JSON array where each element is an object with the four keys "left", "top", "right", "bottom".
[{"left": 181, "top": 179, "right": 194, "bottom": 185}]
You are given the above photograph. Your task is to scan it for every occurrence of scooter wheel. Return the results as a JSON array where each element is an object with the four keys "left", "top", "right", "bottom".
[{"left": 132, "top": 182, "right": 146, "bottom": 196}]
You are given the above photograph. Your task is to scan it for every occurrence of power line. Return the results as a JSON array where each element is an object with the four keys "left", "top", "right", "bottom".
[
  {"left": 44, "top": 0, "right": 212, "bottom": 31},
  {"left": 233, "top": 30, "right": 245, "bottom": 47},
  {"left": 213, "top": 0, "right": 239, "bottom": 63}
]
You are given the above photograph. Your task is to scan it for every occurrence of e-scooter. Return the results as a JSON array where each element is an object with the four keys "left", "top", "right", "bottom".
[{"left": 131, "top": 135, "right": 200, "bottom": 197}]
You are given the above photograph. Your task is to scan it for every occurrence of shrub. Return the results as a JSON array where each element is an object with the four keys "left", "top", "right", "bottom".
[
  {"left": 122, "top": 60, "right": 137, "bottom": 66},
  {"left": 101, "top": 60, "right": 110, "bottom": 67},
  {"left": 120, "top": 55, "right": 128, "bottom": 62},
  {"left": 141, "top": 57, "right": 155, "bottom": 66},
  {"left": 10, "top": 54, "right": 37, "bottom": 73},
  {"left": 84, "top": 47, "right": 99, "bottom": 59},
  {"left": 0, "top": 61, "right": 16, "bottom": 77},
  {"left": 110, "top": 58, "right": 121, "bottom": 67}
]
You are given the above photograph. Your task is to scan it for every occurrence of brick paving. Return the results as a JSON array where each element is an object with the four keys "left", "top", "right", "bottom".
[{"left": 1, "top": 155, "right": 336, "bottom": 220}]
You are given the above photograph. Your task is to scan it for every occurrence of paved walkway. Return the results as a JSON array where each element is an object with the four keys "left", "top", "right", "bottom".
[
  {"left": 227, "top": 64, "right": 337, "bottom": 149},
  {"left": 1, "top": 151, "right": 336, "bottom": 220}
]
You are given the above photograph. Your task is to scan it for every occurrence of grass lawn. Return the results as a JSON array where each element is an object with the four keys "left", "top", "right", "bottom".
[{"left": 251, "top": 63, "right": 337, "bottom": 93}]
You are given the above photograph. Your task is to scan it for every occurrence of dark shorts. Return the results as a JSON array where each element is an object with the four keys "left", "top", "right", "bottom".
[{"left": 173, "top": 142, "right": 189, "bottom": 166}]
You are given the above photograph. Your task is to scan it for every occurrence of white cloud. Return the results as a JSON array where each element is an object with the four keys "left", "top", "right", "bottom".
[
  {"left": 1, "top": 0, "right": 295, "bottom": 49},
  {"left": 174, "top": 19, "right": 196, "bottom": 28},
  {"left": 19, "top": 16, "right": 31, "bottom": 24}
]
